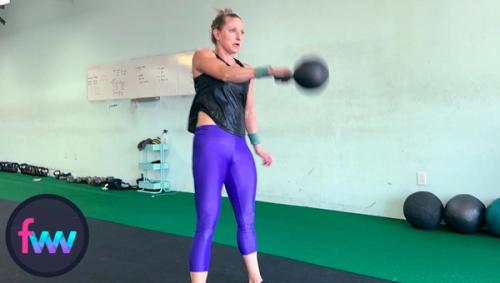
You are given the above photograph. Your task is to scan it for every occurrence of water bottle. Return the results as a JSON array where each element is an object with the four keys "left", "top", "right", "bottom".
[{"left": 161, "top": 129, "right": 168, "bottom": 144}]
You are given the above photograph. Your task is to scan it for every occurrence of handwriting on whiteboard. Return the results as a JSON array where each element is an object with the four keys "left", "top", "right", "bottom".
[{"left": 87, "top": 51, "right": 195, "bottom": 101}]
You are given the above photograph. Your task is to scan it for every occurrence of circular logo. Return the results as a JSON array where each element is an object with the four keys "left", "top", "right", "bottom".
[{"left": 5, "top": 194, "right": 89, "bottom": 277}]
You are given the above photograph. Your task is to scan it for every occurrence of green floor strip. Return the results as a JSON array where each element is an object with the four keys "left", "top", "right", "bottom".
[{"left": 1, "top": 172, "right": 499, "bottom": 282}]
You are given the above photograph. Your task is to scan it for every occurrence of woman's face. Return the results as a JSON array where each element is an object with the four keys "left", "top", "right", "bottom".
[{"left": 214, "top": 16, "right": 244, "bottom": 54}]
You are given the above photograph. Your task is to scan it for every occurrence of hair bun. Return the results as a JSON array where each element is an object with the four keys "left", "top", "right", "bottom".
[{"left": 216, "top": 8, "right": 233, "bottom": 16}]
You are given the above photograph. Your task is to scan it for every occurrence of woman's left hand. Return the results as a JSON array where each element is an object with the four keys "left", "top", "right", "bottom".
[{"left": 253, "top": 144, "right": 273, "bottom": 167}]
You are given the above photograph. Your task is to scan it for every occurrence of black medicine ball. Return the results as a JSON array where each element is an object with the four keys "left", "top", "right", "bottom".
[
  {"left": 444, "top": 194, "right": 485, "bottom": 234},
  {"left": 403, "top": 191, "right": 443, "bottom": 230}
]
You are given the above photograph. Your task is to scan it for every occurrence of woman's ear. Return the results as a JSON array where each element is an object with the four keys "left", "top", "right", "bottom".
[{"left": 212, "top": 29, "right": 221, "bottom": 42}]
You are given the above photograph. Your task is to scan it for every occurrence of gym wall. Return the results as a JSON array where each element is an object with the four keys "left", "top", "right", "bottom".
[{"left": 1, "top": 0, "right": 499, "bottom": 218}]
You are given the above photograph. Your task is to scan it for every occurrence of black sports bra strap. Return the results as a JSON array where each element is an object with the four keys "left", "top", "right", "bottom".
[
  {"left": 214, "top": 53, "right": 230, "bottom": 66},
  {"left": 234, "top": 58, "right": 245, "bottom": 67},
  {"left": 214, "top": 52, "right": 244, "bottom": 67}
]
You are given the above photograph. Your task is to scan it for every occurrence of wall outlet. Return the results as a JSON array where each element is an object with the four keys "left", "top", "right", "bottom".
[{"left": 417, "top": 171, "right": 427, "bottom": 186}]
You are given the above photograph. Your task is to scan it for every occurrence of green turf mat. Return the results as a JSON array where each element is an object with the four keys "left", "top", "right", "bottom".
[{"left": 1, "top": 172, "right": 499, "bottom": 283}]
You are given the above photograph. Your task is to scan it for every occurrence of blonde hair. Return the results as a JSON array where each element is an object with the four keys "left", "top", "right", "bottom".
[{"left": 210, "top": 8, "right": 241, "bottom": 44}]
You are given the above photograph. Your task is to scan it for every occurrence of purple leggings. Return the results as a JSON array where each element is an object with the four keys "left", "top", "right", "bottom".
[{"left": 189, "top": 125, "right": 257, "bottom": 272}]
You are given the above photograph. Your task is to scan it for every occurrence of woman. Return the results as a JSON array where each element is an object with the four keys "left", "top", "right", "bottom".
[{"left": 187, "top": 8, "right": 292, "bottom": 283}]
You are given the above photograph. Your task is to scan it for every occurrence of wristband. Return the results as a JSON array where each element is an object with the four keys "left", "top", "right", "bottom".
[
  {"left": 254, "top": 67, "right": 271, "bottom": 78},
  {"left": 248, "top": 133, "right": 261, "bottom": 145}
]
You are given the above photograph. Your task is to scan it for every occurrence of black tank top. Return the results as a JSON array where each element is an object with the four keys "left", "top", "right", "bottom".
[{"left": 187, "top": 54, "right": 250, "bottom": 136}]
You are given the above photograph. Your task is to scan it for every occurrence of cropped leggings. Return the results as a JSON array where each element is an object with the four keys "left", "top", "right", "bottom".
[{"left": 189, "top": 125, "right": 257, "bottom": 272}]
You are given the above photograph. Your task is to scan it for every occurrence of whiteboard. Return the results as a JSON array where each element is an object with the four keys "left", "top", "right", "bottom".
[{"left": 87, "top": 51, "right": 195, "bottom": 101}]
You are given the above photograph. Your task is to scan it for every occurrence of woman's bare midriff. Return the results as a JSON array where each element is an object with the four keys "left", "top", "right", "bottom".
[{"left": 196, "top": 111, "right": 216, "bottom": 127}]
